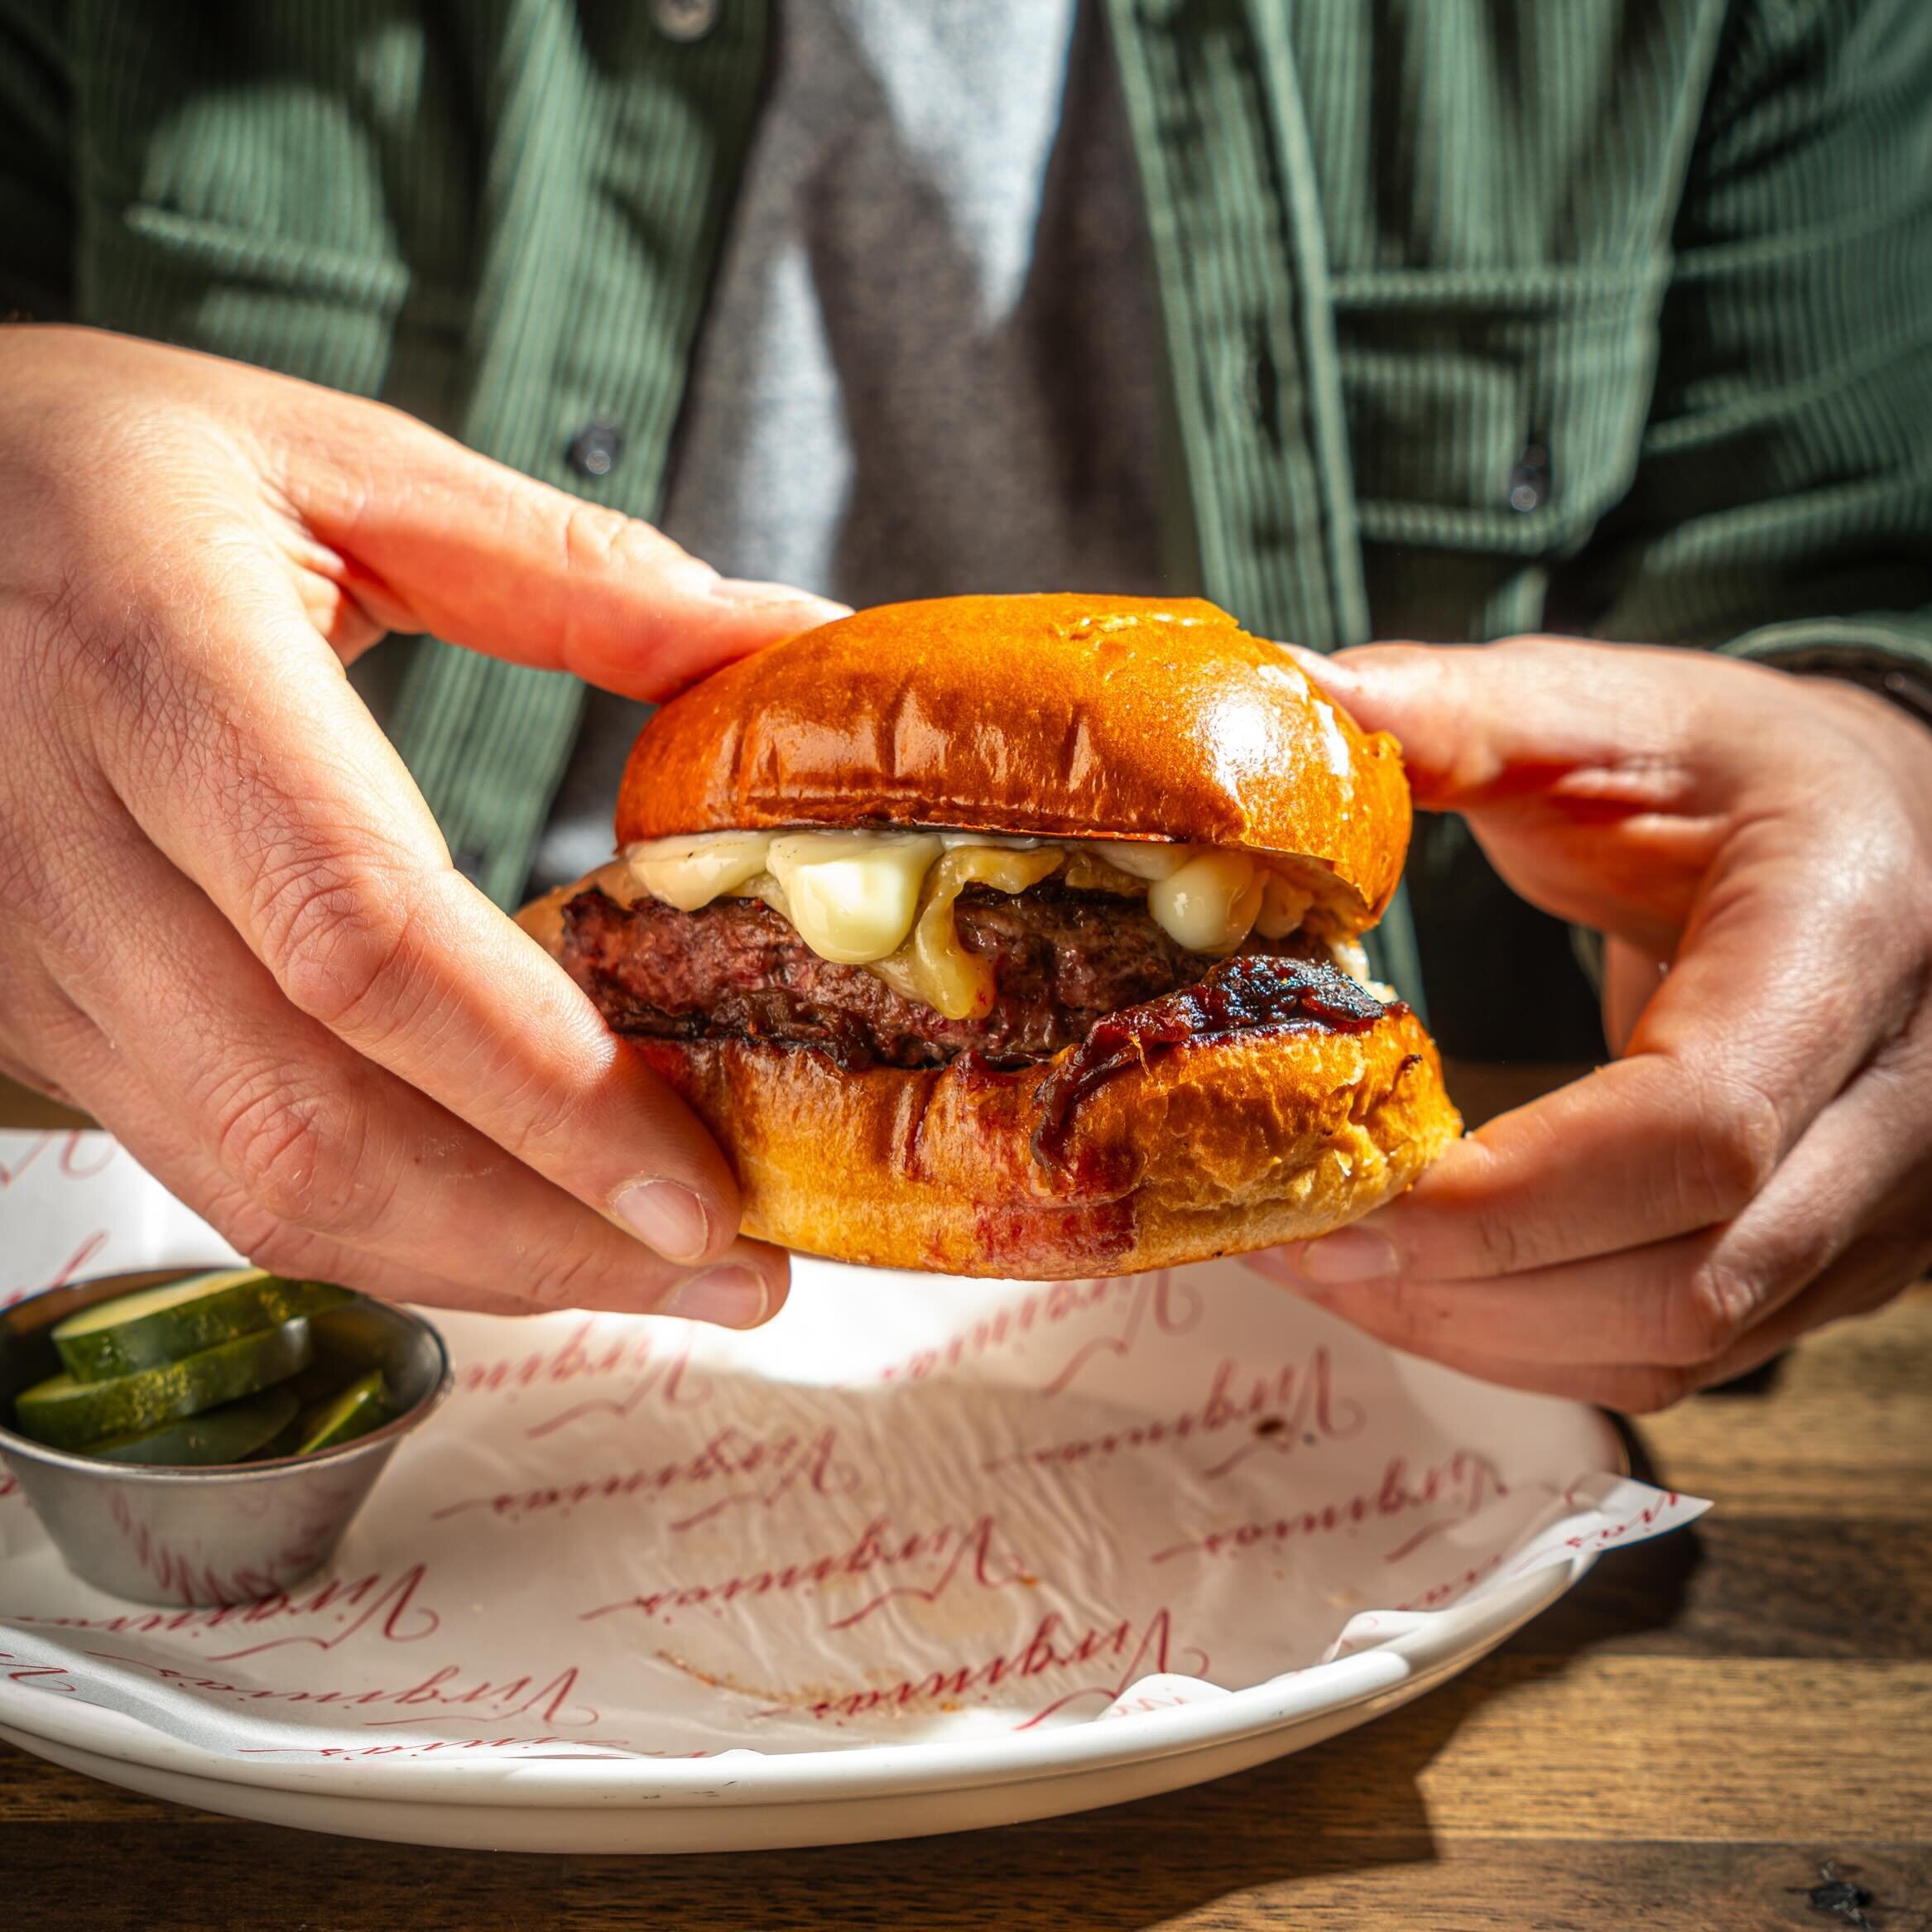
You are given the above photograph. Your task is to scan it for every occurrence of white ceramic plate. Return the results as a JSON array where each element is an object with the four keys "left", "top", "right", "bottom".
[
  {"left": 0, "top": 1135, "right": 1680, "bottom": 1853},
  {"left": 0, "top": 1556, "right": 1589, "bottom": 1850}
]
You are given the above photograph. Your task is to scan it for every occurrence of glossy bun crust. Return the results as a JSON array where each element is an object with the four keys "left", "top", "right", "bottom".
[
  {"left": 622, "top": 1012, "right": 1459, "bottom": 1279},
  {"left": 620, "top": 594, "right": 1411, "bottom": 929}
]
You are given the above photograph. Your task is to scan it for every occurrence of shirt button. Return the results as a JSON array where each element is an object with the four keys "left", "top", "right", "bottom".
[
  {"left": 1507, "top": 442, "right": 1550, "bottom": 513},
  {"left": 651, "top": 0, "right": 719, "bottom": 42},
  {"left": 565, "top": 416, "right": 624, "bottom": 479}
]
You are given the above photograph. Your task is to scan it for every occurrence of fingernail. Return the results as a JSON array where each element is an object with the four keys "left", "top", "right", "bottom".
[
  {"left": 709, "top": 577, "right": 850, "bottom": 622},
  {"left": 663, "top": 1265, "right": 770, "bottom": 1329},
  {"left": 613, "top": 1180, "right": 712, "bottom": 1265},
  {"left": 1294, "top": 1227, "right": 1401, "bottom": 1285}
]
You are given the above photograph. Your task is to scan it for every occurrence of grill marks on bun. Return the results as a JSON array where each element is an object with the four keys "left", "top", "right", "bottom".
[{"left": 620, "top": 1011, "right": 1458, "bottom": 1279}]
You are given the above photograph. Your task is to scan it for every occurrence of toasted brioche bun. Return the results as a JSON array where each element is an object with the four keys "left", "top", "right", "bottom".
[
  {"left": 620, "top": 1010, "right": 1459, "bottom": 1278},
  {"left": 621, "top": 593, "right": 1411, "bottom": 932}
]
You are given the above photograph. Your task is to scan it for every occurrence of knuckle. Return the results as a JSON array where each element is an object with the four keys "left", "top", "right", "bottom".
[
  {"left": 561, "top": 497, "right": 628, "bottom": 570},
  {"left": 74, "top": 598, "right": 162, "bottom": 717},
  {"left": 253, "top": 848, "right": 420, "bottom": 1037},
  {"left": 1680, "top": 1071, "right": 1783, "bottom": 1222},
  {"left": 519, "top": 1229, "right": 636, "bottom": 1311},
  {"left": 494, "top": 1057, "right": 625, "bottom": 1170},
  {"left": 212, "top": 1068, "right": 393, "bottom": 1239},
  {"left": 563, "top": 498, "right": 690, "bottom": 593},
  {"left": 1662, "top": 1258, "right": 1757, "bottom": 1364},
  {"left": 1466, "top": 1206, "right": 1523, "bottom": 1276}
]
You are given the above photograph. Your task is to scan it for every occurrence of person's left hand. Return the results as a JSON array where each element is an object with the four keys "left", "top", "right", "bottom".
[{"left": 1246, "top": 637, "right": 1932, "bottom": 1411}]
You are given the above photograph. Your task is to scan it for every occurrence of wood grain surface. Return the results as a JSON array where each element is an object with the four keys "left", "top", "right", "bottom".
[{"left": 2, "top": 1066, "right": 1927, "bottom": 1930}]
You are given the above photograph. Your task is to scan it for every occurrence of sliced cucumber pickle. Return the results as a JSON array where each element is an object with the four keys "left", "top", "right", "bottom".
[
  {"left": 13, "top": 1318, "right": 314, "bottom": 1451},
  {"left": 294, "top": 1370, "right": 391, "bottom": 1454},
  {"left": 89, "top": 1386, "right": 300, "bottom": 1467},
  {"left": 52, "top": 1269, "right": 348, "bottom": 1383}
]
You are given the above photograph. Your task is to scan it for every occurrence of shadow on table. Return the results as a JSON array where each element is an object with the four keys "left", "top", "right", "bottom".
[
  {"left": 551, "top": 1728, "right": 1449, "bottom": 1930},
  {"left": 8, "top": 1722, "right": 1447, "bottom": 1932},
  {"left": 1493, "top": 1416, "right": 1705, "bottom": 1667}
]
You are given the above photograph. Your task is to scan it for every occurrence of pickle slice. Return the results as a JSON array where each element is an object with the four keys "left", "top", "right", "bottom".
[
  {"left": 52, "top": 1270, "right": 348, "bottom": 1382},
  {"left": 89, "top": 1386, "right": 300, "bottom": 1467},
  {"left": 13, "top": 1318, "right": 314, "bottom": 1451},
  {"left": 294, "top": 1371, "right": 391, "bottom": 1454}
]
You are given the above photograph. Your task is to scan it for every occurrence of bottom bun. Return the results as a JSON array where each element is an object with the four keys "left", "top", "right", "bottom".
[{"left": 625, "top": 1012, "right": 1461, "bottom": 1278}]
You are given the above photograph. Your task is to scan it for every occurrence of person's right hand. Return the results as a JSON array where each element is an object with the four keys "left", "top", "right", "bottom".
[{"left": 0, "top": 325, "right": 847, "bottom": 1325}]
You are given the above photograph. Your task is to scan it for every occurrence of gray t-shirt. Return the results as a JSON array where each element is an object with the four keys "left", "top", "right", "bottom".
[{"left": 529, "top": 0, "right": 1168, "bottom": 889}]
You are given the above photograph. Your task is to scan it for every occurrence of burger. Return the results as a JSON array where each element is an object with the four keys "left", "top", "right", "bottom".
[{"left": 520, "top": 594, "right": 1460, "bottom": 1277}]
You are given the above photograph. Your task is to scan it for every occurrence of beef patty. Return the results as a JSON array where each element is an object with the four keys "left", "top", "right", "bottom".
[{"left": 559, "top": 881, "right": 1337, "bottom": 1069}]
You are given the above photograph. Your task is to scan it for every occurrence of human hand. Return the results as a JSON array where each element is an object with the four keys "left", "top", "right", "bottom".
[
  {"left": 0, "top": 325, "right": 848, "bottom": 1324},
  {"left": 1248, "top": 637, "right": 1932, "bottom": 1409}
]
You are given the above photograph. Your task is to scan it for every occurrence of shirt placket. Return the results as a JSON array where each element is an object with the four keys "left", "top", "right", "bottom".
[
  {"left": 1106, "top": 0, "right": 1425, "bottom": 1008},
  {"left": 388, "top": 0, "right": 767, "bottom": 911}
]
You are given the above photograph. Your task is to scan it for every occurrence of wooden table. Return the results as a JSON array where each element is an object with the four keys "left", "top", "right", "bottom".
[{"left": 3, "top": 1068, "right": 1928, "bottom": 1930}]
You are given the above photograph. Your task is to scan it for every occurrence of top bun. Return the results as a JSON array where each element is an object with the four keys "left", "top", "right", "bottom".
[{"left": 618, "top": 594, "right": 1411, "bottom": 930}]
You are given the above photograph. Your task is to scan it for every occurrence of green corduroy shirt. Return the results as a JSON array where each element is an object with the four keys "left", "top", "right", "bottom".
[{"left": 3, "top": 0, "right": 1930, "bottom": 1056}]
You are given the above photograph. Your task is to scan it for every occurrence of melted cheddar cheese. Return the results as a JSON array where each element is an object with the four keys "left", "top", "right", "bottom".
[{"left": 608, "top": 827, "right": 1349, "bottom": 1017}]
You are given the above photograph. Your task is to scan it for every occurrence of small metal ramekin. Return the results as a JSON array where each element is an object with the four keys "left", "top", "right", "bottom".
[{"left": 0, "top": 1266, "right": 451, "bottom": 1608}]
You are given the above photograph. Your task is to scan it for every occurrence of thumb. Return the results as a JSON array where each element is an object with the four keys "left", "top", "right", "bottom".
[
  {"left": 1291, "top": 637, "right": 1742, "bottom": 950},
  {"left": 1286, "top": 637, "right": 1704, "bottom": 813},
  {"left": 282, "top": 392, "right": 848, "bottom": 699}
]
